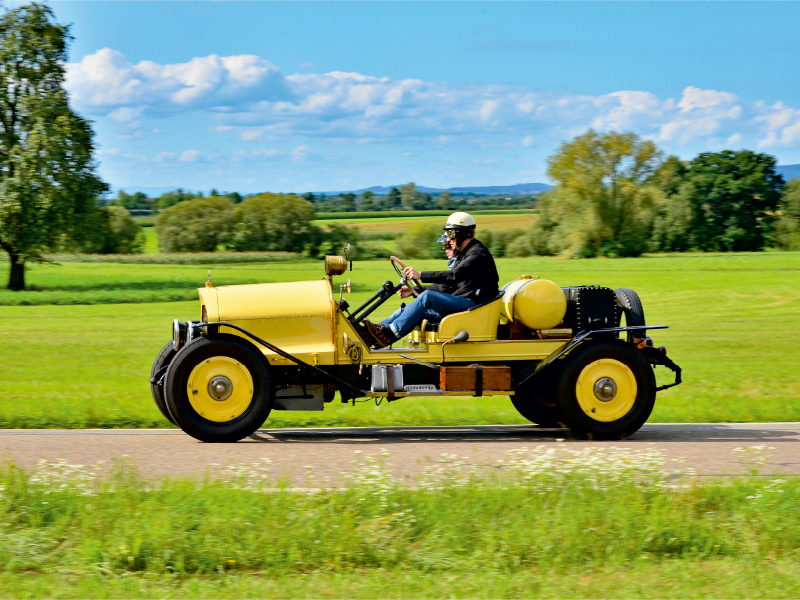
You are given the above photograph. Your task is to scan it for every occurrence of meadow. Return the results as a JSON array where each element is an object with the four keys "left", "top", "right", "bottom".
[
  {"left": 1, "top": 251, "right": 798, "bottom": 428},
  {"left": 0, "top": 447, "right": 798, "bottom": 598}
]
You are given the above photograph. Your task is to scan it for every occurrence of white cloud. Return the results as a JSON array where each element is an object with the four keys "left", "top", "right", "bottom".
[
  {"left": 179, "top": 150, "right": 200, "bottom": 162},
  {"left": 152, "top": 128, "right": 163, "bottom": 134},
  {"left": 66, "top": 48, "right": 292, "bottom": 116},
  {"left": 241, "top": 129, "right": 262, "bottom": 141},
  {"left": 154, "top": 152, "right": 177, "bottom": 162},
  {"left": 68, "top": 48, "right": 800, "bottom": 156}
]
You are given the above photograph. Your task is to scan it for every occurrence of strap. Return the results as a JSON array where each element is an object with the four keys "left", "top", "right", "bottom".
[
  {"left": 387, "top": 365, "right": 395, "bottom": 401},
  {"left": 475, "top": 365, "right": 483, "bottom": 397}
]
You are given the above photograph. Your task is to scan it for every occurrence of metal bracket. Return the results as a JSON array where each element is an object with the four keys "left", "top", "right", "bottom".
[
  {"left": 640, "top": 346, "right": 683, "bottom": 392},
  {"left": 150, "top": 365, "right": 169, "bottom": 385}
]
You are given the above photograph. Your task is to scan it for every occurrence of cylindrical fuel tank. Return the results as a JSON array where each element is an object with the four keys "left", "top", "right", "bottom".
[{"left": 501, "top": 278, "right": 567, "bottom": 330}]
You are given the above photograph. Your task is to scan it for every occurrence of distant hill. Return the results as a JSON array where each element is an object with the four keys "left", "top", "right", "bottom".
[
  {"left": 320, "top": 183, "right": 552, "bottom": 196},
  {"left": 777, "top": 164, "right": 800, "bottom": 181}
]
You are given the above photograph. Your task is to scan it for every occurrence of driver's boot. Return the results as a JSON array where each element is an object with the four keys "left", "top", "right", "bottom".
[{"left": 363, "top": 319, "right": 397, "bottom": 348}]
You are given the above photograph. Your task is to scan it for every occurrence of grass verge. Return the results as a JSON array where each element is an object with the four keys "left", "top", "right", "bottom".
[{"left": 0, "top": 447, "right": 798, "bottom": 598}]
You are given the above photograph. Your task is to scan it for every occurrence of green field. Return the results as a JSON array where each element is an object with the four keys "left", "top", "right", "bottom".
[
  {"left": 0, "top": 451, "right": 798, "bottom": 599},
  {"left": 1, "top": 252, "right": 799, "bottom": 428}
]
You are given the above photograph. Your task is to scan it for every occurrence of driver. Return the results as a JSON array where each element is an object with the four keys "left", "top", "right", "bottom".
[{"left": 364, "top": 212, "right": 499, "bottom": 348}]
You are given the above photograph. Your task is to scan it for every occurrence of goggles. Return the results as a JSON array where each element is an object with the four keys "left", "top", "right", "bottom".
[
  {"left": 444, "top": 228, "right": 459, "bottom": 240},
  {"left": 437, "top": 233, "right": 448, "bottom": 244}
]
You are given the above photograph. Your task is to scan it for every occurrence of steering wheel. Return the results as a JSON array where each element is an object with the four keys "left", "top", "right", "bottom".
[{"left": 390, "top": 256, "right": 424, "bottom": 298}]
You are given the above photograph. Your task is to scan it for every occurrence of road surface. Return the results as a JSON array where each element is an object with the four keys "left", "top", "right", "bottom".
[{"left": 1, "top": 423, "right": 798, "bottom": 483}]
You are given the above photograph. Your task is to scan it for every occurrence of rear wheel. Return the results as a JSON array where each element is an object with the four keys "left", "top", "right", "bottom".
[
  {"left": 557, "top": 341, "right": 655, "bottom": 439},
  {"left": 150, "top": 341, "right": 177, "bottom": 425},
  {"left": 164, "top": 336, "right": 274, "bottom": 442}
]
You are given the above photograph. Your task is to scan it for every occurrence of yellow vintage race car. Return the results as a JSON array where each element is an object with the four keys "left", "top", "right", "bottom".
[{"left": 150, "top": 254, "right": 681, "bottom": 442}]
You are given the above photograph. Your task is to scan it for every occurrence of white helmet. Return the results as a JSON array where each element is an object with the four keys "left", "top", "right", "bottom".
[{"left": 444, "top": 212, "right": 476, "bottom": 230}]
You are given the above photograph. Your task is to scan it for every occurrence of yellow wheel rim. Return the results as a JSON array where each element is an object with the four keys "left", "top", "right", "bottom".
[
  {"left": 575, "top": 358, "right": 637, "bottom": 422},
  {"left": 187, "top": 356, "right": 254, "bottom": 422}
]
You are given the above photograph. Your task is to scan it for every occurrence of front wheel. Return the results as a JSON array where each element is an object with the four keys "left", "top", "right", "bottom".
[
  {"left": 557, "top": 341, "right": 655, "bottom": 439},
  {"left": 164, "top": 336, "right": 274, "bottom": 442}
]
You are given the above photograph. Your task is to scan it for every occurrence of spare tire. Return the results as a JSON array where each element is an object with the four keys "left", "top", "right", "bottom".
[{"left": 614, "top": 288, "right": 645, "bottom": 339}]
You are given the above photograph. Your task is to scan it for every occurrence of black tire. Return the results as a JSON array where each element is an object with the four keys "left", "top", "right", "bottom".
[
  {"left": 615, "top": 288, "right": 645, "bottom": 339},
  {"left": 511, "top": 375, "right": 563, "bottom": 427},
  {"left": 557, "top": 341, "right": 656, "bottom": 439},
  {"left": 150, "top": 341, "right": 178, "bottom": 425},
  {"left": 164, "top": 336, "right": 274, "bottom": 443}
]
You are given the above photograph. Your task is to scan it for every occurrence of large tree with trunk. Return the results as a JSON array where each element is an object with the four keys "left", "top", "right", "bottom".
[{"left": 0, "top": 4, "right": 107, "bottom": 290}]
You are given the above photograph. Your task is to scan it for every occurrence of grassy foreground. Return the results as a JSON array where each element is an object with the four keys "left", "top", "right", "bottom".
[
  {"left": 0, "top": 448, "right": 798, "bottom": 598},
  {"left": 0, "top": 252, "right": 799, "bottom": 427}
]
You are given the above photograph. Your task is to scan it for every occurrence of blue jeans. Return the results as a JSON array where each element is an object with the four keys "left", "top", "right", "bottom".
[{"left": 379, "top": 290, "right": 475, "bottom": 339}]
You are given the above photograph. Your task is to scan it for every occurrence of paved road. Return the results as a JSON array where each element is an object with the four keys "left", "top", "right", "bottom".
[{"left": 1, "top": 423, "right": 798, "bottom": 483}]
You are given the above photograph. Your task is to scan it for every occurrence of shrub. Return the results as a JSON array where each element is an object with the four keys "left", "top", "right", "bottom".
[
  {"left": 155, "top": 197, "right": 234, "bottom": 253},
  {"left": 396, "top": 222, "right": 446, "bottom": 259},
  {"left": 231, "top": 193, "right": 315, "bottom": 252},
  {"left": 73, "top": 206, "right": 144, "bottom": 254}
]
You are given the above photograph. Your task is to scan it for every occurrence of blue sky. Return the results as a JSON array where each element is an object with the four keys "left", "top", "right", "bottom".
[{"left": 33, "top": 1, "right": 800, "bottom": 194}]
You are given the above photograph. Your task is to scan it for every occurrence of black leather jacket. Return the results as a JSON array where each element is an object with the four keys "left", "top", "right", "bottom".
[{"left": 420, "top": 239, "right": 499, "bottom": 303}]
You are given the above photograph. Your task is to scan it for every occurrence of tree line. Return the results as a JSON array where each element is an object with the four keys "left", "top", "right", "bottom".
[{"left": 110, "top": 183, "right": 538, "bottom": 215}]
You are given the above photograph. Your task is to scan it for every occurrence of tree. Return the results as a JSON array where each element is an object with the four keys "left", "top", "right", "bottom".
[
  {"left": 531, "top": 130, "right": 666, "bottom": 257},
  {"left": 0, "top": 4, "right": 108, "bottom": 289},
  {"left": 774, "top": 178, "right": 800, "bottom": 250},
  {"left": 303, "top": 192, "right": 316, "bottom": 204},
  {"left": 109, "top": 190, "right": 151, "bottom": 211},
  {"left": 436, "top": 190, "right": 455, "bottom": 210},
  {"left": 360, "top": 190, "right": 375, "bottom": 211},
  {"left": 155, "top": 197, "right": 234, "bottom": 252},
  {"left": 155, "top": 188, "right": 201, "bottom": 210},
  {"left": 678, "top": 150, "right": 783, "bottom": 251},
  {"left": 232, "top": 193, "right": 315, "bottom": 252},
  {"left": 337, "top": 192, "right": 357, "bottom": 212},
  {"left": 385, "top": 187, "right": 401, "bottom": 210},
  {"left": 77, "top": 206, "right": 144, "bottom": 254},
  {"left": 400, "top": 182, "right": 422, "bottom": 210},
  {"left": 649, "top": 156, "right": 692, "bottom": 252}
]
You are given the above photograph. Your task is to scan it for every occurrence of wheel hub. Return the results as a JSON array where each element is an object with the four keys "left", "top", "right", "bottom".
[
  {"left": 208, "top": 376, "right": 233, "bottom": 401},
  {"left": 575, "top": 358, "right": 637, "bottom": 422},
  {"left": 593, "top": 377, "right": 617, "bottom": 402},
  {"left": 186, "top": 356, "right": 254, "bottom": 422}
]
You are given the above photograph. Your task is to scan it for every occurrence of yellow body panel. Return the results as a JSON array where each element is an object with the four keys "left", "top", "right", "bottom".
[
  {"left": 436, "top": 297, "right": 504, "bottom": 341},
  {"left": 501, "top": 279, "right": 567, "bottom": 330},
  {"left": 335, "top": 315, "right": 566, "bottom": 365},
  {"left": 199, "top": 280, "right": 336, "bottom": 365}
]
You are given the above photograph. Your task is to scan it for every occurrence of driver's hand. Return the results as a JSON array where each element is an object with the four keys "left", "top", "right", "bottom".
[
  {"left": 398, "top": 286, "right": 414, "bottom": 299},
  {"left": 403, "top": 266, "right": 421, "bottom": 280}
]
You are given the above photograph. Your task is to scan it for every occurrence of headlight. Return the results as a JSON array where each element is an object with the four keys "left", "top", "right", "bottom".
[{"left": 172, "top": 319, "right": 186, "bottom": 351}]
